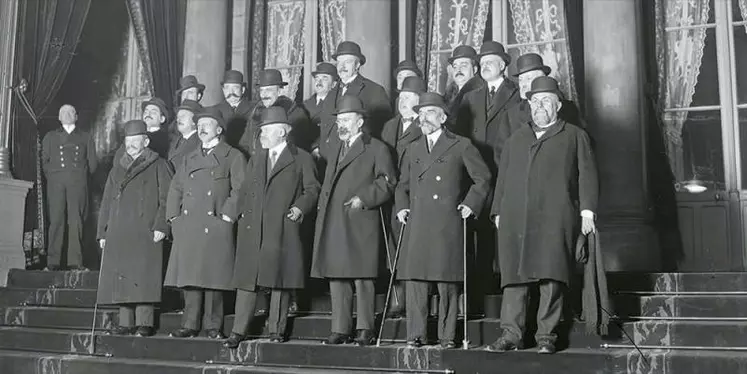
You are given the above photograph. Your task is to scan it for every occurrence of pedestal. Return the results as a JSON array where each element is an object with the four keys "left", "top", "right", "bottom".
[
  {"left": 0, "top": 178, "right": 32, "bottom": 286},
  {"left": 183, "top": 0, "right": 228, "bottom": 106}
]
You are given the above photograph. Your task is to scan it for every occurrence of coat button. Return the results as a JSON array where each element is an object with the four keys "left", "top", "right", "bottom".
[
  {"left": 207, "top": 191, "right": 212, "bottom": 196},
  {"left": 183, "top": 210, "right": 188, "bottom": 215},
  {"left": 204, "top": 227, "right": 209, "bottom": 234},
  {"left": 61, "top": 164, "right": 65, "bottom": 168},
  {"left": 190, "top": 173, "right": 194, "bottom": 178},
  {"left": 436, "top": 176, "right": 441, "bottom": 181},
  {"left": 246, "top": 225, "right": 251, "bottom": 229},
  {"left": 75, "top": 146, "right": 79, "bottom": 150},
  {"left": 60, "top": 158, "right": 64, "bottom": 162},
  {"left": 59, "top": 145, "right": 63, "bottom": 149},
  {"left": 208, "top": 211, "right": 214, "bottom": 216},
  {"left": 211, "top": 171, "right": 214, "bottom": 176},
  {"left": 433, "top": 194, "right": 438, "bottom": 200}
]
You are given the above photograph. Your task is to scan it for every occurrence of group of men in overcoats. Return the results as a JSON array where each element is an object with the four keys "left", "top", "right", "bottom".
[{"left": 53, "top": 37, "right": 598, "bottom": 355}]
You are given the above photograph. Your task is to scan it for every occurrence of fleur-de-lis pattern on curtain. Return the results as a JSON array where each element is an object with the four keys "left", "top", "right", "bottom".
[
  {"left": 319, "top": 0, "right": 346, "bottom": 63},
  {"left": 265, "top": 0, "right": 308, "bottom": 100},
  {"left": 507, "top": 0, "right": 576, "bottom": 102},
  {"left": 427, "top": 0, "right": 490, "bottom": 94}
]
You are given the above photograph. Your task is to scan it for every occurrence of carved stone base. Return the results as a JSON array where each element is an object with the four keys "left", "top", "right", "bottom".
[{"left": 0, "top": 177, "right": 33, "bottom": 286}]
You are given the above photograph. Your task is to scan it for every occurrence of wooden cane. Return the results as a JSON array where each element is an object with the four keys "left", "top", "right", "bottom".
[
  {"left": 462, "top": 217, "right": 469, "bottom": 350},
  {"left": 376, "top": 222, "right": 407, "bottom": 347}
]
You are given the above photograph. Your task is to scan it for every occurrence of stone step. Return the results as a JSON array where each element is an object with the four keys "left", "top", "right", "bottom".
[
  {"left": 7, "top": 269, "right": 100, "bottom": 289},
  {"left": 615, "top": 294, "right": 747, "bottom": 318},
  {"left": 607, "top": 272, "right": 747, "bottom": 293},
  {"left": 0, "top": 288, "right": 98, "bottom": 308},
  {"left": 622, "top": 320, "right": 747, "bottom": 347}
]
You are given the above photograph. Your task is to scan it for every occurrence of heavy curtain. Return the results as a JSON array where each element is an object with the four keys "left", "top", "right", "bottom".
[
  {"left": 14, "top": 0, "right": 91, "bottom": 262},
  {"left": 249, "top": 0, "right": 267, "bottom": 100},
  {"left": 319, "top": 0, "right": 346, "bottom": 63},
  {"left": 414, "top": 0, "right": 431, "bottom": 79},
  {"left": 266, "top": 0, "right": 307, "bottom": 101},
  {"left": 655, "top": 0, "right": 710, "bottom": 181}
]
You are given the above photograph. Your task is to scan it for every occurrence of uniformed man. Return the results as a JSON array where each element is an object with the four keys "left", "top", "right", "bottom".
[
  {"left": 239, "top": 69, "right": 312, "bottom": 157},
  {"left": 141, "top": 97, "right": 171, "bottom": 159},
  {"left": 488, "top": 77, "right": 598, "bottom": 354},
  {"left": 96, "top": 120, "right": 172, "bottom": 337},
  {"left": 213, "top": 70, "right": 254, "bottom": 150},
  {"left": 224, "top": 107, "right": 321, "bottom": 348},
  {"left": 380, "top": 76, "right": 426, "bottom": 318},
  {"left": 395, "top": 92, "right": 491, "bottom": 348},
  {"left": 304, "top": 62, "right": 338, "bottom": 161},
  {"left": 443, "top": 45, "right": 484, "bottom": 128},
  {"left": 167, "top": 99, "right": 203, "bottom": 171},
  {"left": 164, "top": 107, "right": 246, "bottom": 339},
  {"left": 311, "top": 96, "right": 396, "bottom": 346},
  {"left": 176, "top": 75, "right": 206, "bottom": 104},
  {"left": 393, "top": 60, "right": 422, "bottom": 93},
  {"left": 42, "top": 104, "right": 98, "bottom": 270}
]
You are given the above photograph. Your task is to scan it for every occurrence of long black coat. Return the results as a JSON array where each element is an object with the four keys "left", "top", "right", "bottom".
[
  {"left": 444, "top": 76, "right": 484, "bottom": 131},
  {"left": 304, "top": 93, "right": 337, "bottom": 159},
  {"left": 167, "top": 132, "right": 201, "bottom": 172},
  {"left": 233, "top": 145, "right": 320, "bottom": 291},
  {"left": 238, "top": 96, "right": 312, "bottom": 157},
  {"left": 96, "top": 149, "right": 172, "bottom": 304},
  {"left": 329, "top": 75, "right": 392, "bottom": 138},
  {"left": 311, "top": 134, "right": 396, "bottom": 279},
  {"left": 395, "top": 130, "right": 491, "bottom": 282},
  {"left": 213, "top": 99, "right": 254, "bottom": 151},
  {"left": 491, "top": 120, "right": 598, "bottom": 287}
]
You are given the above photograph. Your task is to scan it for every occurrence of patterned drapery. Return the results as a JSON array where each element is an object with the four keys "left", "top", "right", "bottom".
[
  {"left": 124, "top": 0, "right": 155, "bottom": 97},
  {"left": 414, "top": 0, "right": 431, "bottom": 81},
  {"left": 427, "top": 0, "right": 490, "bottom": 94},
  {"left": 265, "top": 0, "right": 307, "bottom": 100},
  {"left": 319, "top": 0, "right": 346, "bottom": 63},
  {"left": 740, "top": 0, "right": 747, "bottom": 32},
  {"left": 655, "top": 0, "right": 710, "bottom": 181},
  {"left": 508, "top": 0, "right": 576, "bottom": 102}
]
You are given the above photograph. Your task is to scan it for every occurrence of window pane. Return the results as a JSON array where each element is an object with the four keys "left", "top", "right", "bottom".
[
  {"left": 733, "top": 0, "right": 746, "bottom": 25},
  {"left": 663, "top": 0, "right": 714, "bottom": 28},
  {"left": 664, "top": 27, "right": 720, "bottom": 108},
  {"left": 733, "top": 24, "right": 747, "bottom": 104},
  {"left": 506, "top": 42, "right": 574, "bottom": 99},
  {"left": 664, "top": 110, "right": 725, "bottom": 191},
  {"left": 506, "top": 0, "right": 567, "bottom": 46}
]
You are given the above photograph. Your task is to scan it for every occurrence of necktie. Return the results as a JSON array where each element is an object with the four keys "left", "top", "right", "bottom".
[
  {"left": 202, "top": 147, "right": 214, "bottom": 156},
  {"left": 339, "top": 141, "right": 350, "bottom": 162},
  {"left": 269, "top": 150, "right": 278, "bottom": 171},
  {"left": 341, "top": 83, "right": 349, "bottom": 96},
  {"left": 427, "top": 137, "right": 434, "bottom": 153},
  {"left": 489, "top": 86, "right": 497, "bottom": 102}
]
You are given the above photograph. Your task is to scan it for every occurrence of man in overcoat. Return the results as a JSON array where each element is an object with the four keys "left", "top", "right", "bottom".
[
  {"left": 304, "top": 62, "right": 338, "bottom": 161},
  {"left": 176, "top": 75, "right": 206, "bottom": 104},
  {"left": 224, "top": 107, "right": 321, "bottom": 348},
  {"left": 142, "top": 97, "right": 171, "bottom": 159},
  {"left": 395, "top": 92, "right": 491, "bottom": 348},
  {"left": 42, "top": 104, "right": 98, "bottom": 270},
  {"left": 311, "top": 96, "right": 397, "bottom": 346},
  {"left": 488, "top": 77, "right": 598, "bottom": 354},
  {"left": 165, "top": 107, "right": 246, "bottom": 339},
  {"left": 167, "top": 100, "right": 203, "bottom": 172},
  {"left": 96, "top": 120, "right": 172, "bottom": 337},
  {"left": 213, "top": 70, "right": 254, "bottom": 151},
  {"left": 443, "top": 45, "right": 484, "bottom": 129},
  {"left": 380, "top": 76, "right": 426, "bottom": 317}
]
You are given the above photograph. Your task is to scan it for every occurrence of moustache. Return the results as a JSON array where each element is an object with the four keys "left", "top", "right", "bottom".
[
  {"left": 144, "top": 115, "right": 154, "bottom": 120},
  {"left": 261, "top": 97, "right": 271, "bottom": 101},
  {"left": 226, "top": 93, "right": 240, "bottom": 99},
  {"left": 455, "top": 71, "right": 464, "bottom": 78}
]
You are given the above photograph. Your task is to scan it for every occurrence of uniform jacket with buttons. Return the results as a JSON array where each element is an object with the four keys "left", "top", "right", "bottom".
[
  {"left": 41, "top": 127, "right": 98, "bottom": 176},
  {"left": 395, "top": 129, "right": 491, "bottom": 282},
  {"left": 164, "top": 141, "right": 246, "bottom": 290}
]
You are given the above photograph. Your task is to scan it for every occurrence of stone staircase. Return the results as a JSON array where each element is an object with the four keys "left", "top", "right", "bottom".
[{"left": 0, "top": 269, "right": 746, "bottom": 373}]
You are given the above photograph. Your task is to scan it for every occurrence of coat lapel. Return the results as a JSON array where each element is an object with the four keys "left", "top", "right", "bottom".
[
  {"left": 399, "top": 118, "right": 422, "bottom": 144},
  {"left": 418, "top": 131, "right": 458, "bottom": 177},
  {"left": 531, "top": 120, "right": 567, "bottom": 147},
  {"left": 266, "top": 146, "right": 294, "bottom": 186},
  {"left": 487, "top": 80, "right": 516, "bottom": 123},
  {"left": 472, "top": 87, "right": 488, "bottom": 130},
  {"left": 186, "top": 142, "right": 227, "bottom": 174},
  {"left": 335, "top": 135, "right": 366, "bottom": 175}
]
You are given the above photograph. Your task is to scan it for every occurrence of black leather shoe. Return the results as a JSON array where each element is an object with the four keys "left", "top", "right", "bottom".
[
  {"left": 322, "top": 333, "right": 352, "bottom": 345},
  {"left": 206, "top": 329, "right": 226, "bottom": 339},
  {"left": 107, "top": 326, "right": 136, "bottom": 336},
  {"left": 269, "top": 333, "right": 287, "bottom": 343},
  {"left": 169, "top": 328, "right": 198, "bottom": 338},
  {"left": 439, "top": 340, "right": 456, "bottom": 349},
  {"left": 135, "top": 326, "right": 155, "bottom": 337},
  {"left": 223, "top": 333, "right": 244, "bottom": 348},
  {"left": 354, "top": 329, "right": 375, "bottom": 346},
  {"left": 485, "top": 336, "right": 522, "bottom": 352},
  {"left": 537, "top": 340, "right": 556, "bottom": 354},
  {"left": 386, "top": 307, "right": 406, "bottom": 319},
  {"left": 406, "top": 338, "right": 423, "bottom": 348}
]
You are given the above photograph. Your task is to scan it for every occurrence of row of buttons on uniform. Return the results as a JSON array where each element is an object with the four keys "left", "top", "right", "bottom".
[{"left": 59, "top": 145, "right": 81, "bottom": 168}]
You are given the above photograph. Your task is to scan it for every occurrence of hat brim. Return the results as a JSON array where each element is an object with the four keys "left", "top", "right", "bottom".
[
  {"left": 334, "top": 108, "right": 366, "bottom": 116},
  {"left": 258, "top": 120, "right": 291, "bottom": 128},
  {"left": 221, "top": 80, "right": 246, "bottom": 86},
  {"left": 513, "top": 65, "right": 551, "bottom": 77},
  {"left": 175, "top": 105, "right": 200, "bottom": 114},
  {"left": 332, "top": 52, "right": 366, "bottom": 66},
  {"left": 255, "top": 81, "right": 289, "bottom": 87},
  {"left": 393, "top": 66, "right": 422, "bottom": 77},
  {"left": 447, "top": 55, "right": 476, "bottom": 65},
  {"left": 412, "top": 103, "right": 450, "bottom": 116},
  {"left": 176, "top": 83, "right": 206, "bottom": 95},
  {"left": 526, "top": 88, "right": 563, "bottom": 100},
  {"left": 311, "top": 71, "right": 338, "bottom": 78},
  {"left": 194, "top": 113, "right": 226, "bottom": 127},
  {"left": 477, "top": 52, "right": 512, "bottom": 65},
  {"left": 141, "top": 101, "right": 169, "bottom": 117}
]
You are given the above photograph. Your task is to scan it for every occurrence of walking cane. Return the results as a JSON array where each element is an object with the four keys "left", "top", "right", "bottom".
[
  {"left": 89, "top": 249, "right": 108, "bottom": 356},
  {"left": 376, "top": 222, "right": 407, "bottom": 347},
  {"left": 379, "top": 208, "right": 400, "bottom": 305},
  {"left": 462, "top": 217, "right": 469, "bottom": 350}
]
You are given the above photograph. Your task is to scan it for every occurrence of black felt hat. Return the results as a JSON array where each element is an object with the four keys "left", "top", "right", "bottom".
[
  {"left": 332, "top": 41, "right": 367, "bottom": 65},
  {"left": 513, "top": 53, "right": 551, "bottom": 77}
]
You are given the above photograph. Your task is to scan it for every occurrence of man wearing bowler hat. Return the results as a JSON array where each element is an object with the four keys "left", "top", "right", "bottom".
[
  {"left": 224, "top": 107, "right": 321, "bottom": 348},
  {"left": 443, "top": 45, "right": 484, "bottom": 128},
  {"left": 330, "top": 41, "right": 392, "bottom": 139},
  {"left": 311, "top": 96, "right": 396, "bottom": 346},
  {"left": 488, "top": 76, "right": 598, "bottom": 354},
  {"left": 305, "top": 62, "right": 338, "bottom": 161},
  {"left": 239, "top": 69, "right": 312, "bottom": 157},
  {"left": 214, "top": 70, "right": 254, "bottom": 151},
  {"left": 97, "top": 120, "right": 172, "bottom": 337},
  {"left": 393, "top": 60, "right": 423, "bottom": 93},
  {"left": 395, "top": 92, "right": 490, "bottom": 348},
  {"left": 167, "top": 100, "right": 203, "bottom": 171},
  {"left": 176, "top": 75, "right": 206, "bottom": 104},
  {"left": 141, "top": 97, "right": 171, "bottom": 159},
  {"left": 164, "top": 106, "right": 246, "bottom": 340}
]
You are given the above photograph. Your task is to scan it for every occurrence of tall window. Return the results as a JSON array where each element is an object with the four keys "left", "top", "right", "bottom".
[{"left": 264, "top": 0, "right": 309, "bottom": 101}]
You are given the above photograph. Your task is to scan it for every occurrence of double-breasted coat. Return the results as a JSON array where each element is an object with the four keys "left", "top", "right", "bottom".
[
  {"left": 395, "top": 130, "right": 491, "bottom": 282},
  {"left": 96, "top": 148, "right": 172, "bottom": 304},
  {"left": 164, "top": 141, "right": 246, "bottom": 290},
  {"left": 213, "top": 99, "right": 254, "bottom": 151},
  {"left": 311, "top": 134, "right": 396, "bottom": 279},
  {"left": 239, "top": 96, "right": 313, "bottom": 157},
  {"left": 232, "top": 145, "right": 321, "bottom": 291},
  {"left": 329, "top": 75, "right": 392, "bottom": 138},
  {"left": 491, "top": 120, "right": 598, "bottom": 287},
  {"left": 167, "top": 132, "right": 201, "bottom": 172}
]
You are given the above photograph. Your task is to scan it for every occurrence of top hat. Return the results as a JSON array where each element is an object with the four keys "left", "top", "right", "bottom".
[
  {"left": 256, "top": 69, "right": 288, "bottom": 87},
  {"left": 447, "top": 45, "right": 477, "bottom": 64},
  {"left": 176, "top": 75, "right": 206, "bottom": 95},
  {"left": 141, "top": 97, "right": 169, "bottom": 117},
  {"left": 175, "top": 99, "right": 203, "bottom": 114},
  {"left": 334, "top": 95, "right": 366, "bottom": 116},
  {"left": 312, "top": 62, "right": 339, "bottom": 79},
  {"left": 123, "top": 120, "right": 148, "bottom": 137},
  {"left": 394, "top": 60, "right": 422, "bottom": 77},
  {"left": 400, "top": 76, "right": 426, "bottom": 94},
  {"left": 258, "top": 107, "right": 291, "bottom": 127},
  {"left": 332, "top": 41, "right": 366, "bottom": 65},
  {"left": 526, "top": 76, "right": 564, "bottom": 100},
  {"left": 221, "top": 70, "right": 245, "bottom": 85},
  {"left": 513, "top": 53, "right": 551, "bottom": 77},
  {"left": 194, "top": 106, "right": 226, "bottom": 128},
  {"left": 413, "top": 92, "right": 449, "bottom": 115},
  {"left": 477, "top": 41, "right": 512, "bottom": 65}
]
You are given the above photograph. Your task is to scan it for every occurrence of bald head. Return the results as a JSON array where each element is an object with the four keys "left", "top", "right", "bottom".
[{"left": 58, "top": 105, "right": 77, "bottom": 125}]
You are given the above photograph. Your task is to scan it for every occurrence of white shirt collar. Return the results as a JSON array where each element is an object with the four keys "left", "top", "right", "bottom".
[
  {"left": 147, "top": 126, "right": 161, "bottom": 133},
  {"left": 62, "top": 124, "right": 75, "bottom": 134},
  {"left": 316, "top": 94, "right": 327, "bottom": 104},
  {"left": 346, "top": 132, "right": 363, "bottom": 147},
  {"left": 341, "top": 74, "right": 359, "bottom": 86},
  {"left": 487, "top": 76, "right": 505, "bottom": 92},
  {"left": 269, "top": 141, "right": 287, "bottom": 157},
  {"left": 202, "top": 138, "right": 220, "bottom": 150},
  {"left": 426, "top": 128, "right": 443, "bottom": 144},
  {"left": 182, "top": 130, "right": 197, "bottom": 140}
]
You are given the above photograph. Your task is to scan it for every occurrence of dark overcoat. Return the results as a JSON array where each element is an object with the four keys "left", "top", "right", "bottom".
[
  {"left": 239, "top": 96, "right": 313, "bottom": 157},
  {"left": 213, "top": 99, "right": 254, "bottom": 151},
  {"left": 164, "top": 142, "right": 246, "bottom": 290},
  {"left": 304, "top": 93, "right": 337, "bottom": 159},
  {"left": 233, "top": 145, "right": 320, "bottom": 291},
  {"left": 311, "top": 134, "right": 396, "bottom": 279},
  {"left": 491, "top": 120, "right": 598, "bottom": 287},
  {"left": 167, "top": 132, "right": 201, "bottom": 172},
  {"left": 444, "top": 76, "right": 484, "bottom": 131},
  {"left": 395, "top": 130, "right": 491, "bottom": 282},
  {"left": 329, "top": 75, "right": 392, "bottom": 138},
  {"left": 96, "top": 148, "right": 172, "bottom": 304}
]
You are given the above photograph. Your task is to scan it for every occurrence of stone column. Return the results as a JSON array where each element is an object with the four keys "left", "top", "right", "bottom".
[
  {"left": 583, "top": 0, "right": 658, "bottom": 271},
  {"left": 182, "top": 0, "right": 228, "bottom": 107},
  {"left": 0, "top": 0, "right": 20, "bottom": 177},
  {"left": 345, "top": 0, "right": 392, "bottom": 92}
]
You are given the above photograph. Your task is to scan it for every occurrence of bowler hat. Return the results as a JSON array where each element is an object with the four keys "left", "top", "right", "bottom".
[
  {"left": 311, "top": 62, "right": 338, "bottom": 79},
  {"left": 477, "top": 41, "right": 511, "bottom": 65},
  {"left": 332, "top": 41, "right": 366, "bottom": 65},
  {"left": 394, "top": 60, "right": 422, "bottom": 78},
  {"left": 447, "top": 45, "right": 477, "bottom": 64},
  {"left": 141, "top": 97, "right": 169, "bottom": 117},
  {"left": 123, "top": 120, "right": 148, "bottom": 137},
  {"left": 513, "top": 53, "right": 551, "bottom": 77},
  {"left": 176, "top": 99, "right": 203, "bottom": 114},
  {"left": 256, "top": 69, "right": 288, "bottom": 87},
  {"left": 194, "top": 106, "right": 226, "bottom": 128},
  {"left": 413, "top": 92, "right": 449, "bottom": 115},
  {"left": 221, "top": 70, "right": 245, "bottom": 85},
  {"left": 334, "top": 95, "right": 366, "bottom": 116},
  {"left": 176, "top": 75, "right": 206, "bottom": 95},
  {"left": 400, "top": 76, "right": 426, "bottom": 94},
  {"left": 258, "top": 107, "right": 290, "bottom": 127},
  {"left": 526, "top": 76, "right": 564, "bottom": 100}
]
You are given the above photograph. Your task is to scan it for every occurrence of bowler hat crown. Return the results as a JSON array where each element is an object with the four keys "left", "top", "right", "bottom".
[
  {"left": 194, "top": 106, "right": 226, "bottom": 128},
  {"left": 311, "top": 62, "right": 338, "bottom": 78},
  {"left": 176, "top": 99, "right": 203, "bottom": 114},
  {"left": 334, "top": 95, "right": 366, "bottom": 115},
  {"left": 477, "top": 41, "right": 511, "bottom": 65},
  {"left": 259, "top": 107, "right": 290, "bottom": 127},
  {"left": 141, "top": 97, "right": 169, "bottom": 117},
  {"left": 394, "top": 60, "right": 422, "bottom": 77},
  {"left": 123, "top": 120, "right": 148, "bottom": 137},
  {"left": 176, "top": 75, "right": 206, "bottom": 94},
  {"left": 221, "top": 70, "right": 245, "bottom": 85},
  {"left": 256, "top": 69, "right": 288, "bottom": 87},
  {"left": 513, "top": 53, "right": 551, "bottom": 77},
  {"left": 400, "top": 76, "right": 426, "bottom": 94},
  {"left": 526, "top": 76, "right": 564, "bottom": 100},
  {"left": 412, "top": 92, "right": 449, "bottom": 115},
  {"left": 332, "top": 41, "right": 366, "bottom": 65},
  {"left": 448, "top": 45, "right": 477, "bottom": 64}
]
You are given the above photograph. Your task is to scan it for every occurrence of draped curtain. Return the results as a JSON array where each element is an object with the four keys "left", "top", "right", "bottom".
[
  {"left": 654, "top": 0, "right": 710, "bottom": 181},
  {"left": 14, "top": 0, "right": 91, "bottom": 261},
  {"left": 414, "top": 0, "right": 431, "bottom": 81},
  {"left": 426, "top": 0, "right": 490, "bottom": 94},
  {"left": 249, "top": 0, "right": 267, "bottom": 100},
  {"left": 319, "top": 0, "right": 346, "bottom": 63},
  {"left": 265, "top": 0, "right": 307, "bottom": 101},
  {"left": 740, "top": 0, "right": 747, "bottom": 32}
]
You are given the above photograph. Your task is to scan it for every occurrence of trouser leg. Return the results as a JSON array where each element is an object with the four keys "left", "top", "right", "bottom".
[
  {"left": 329, "top": 279, "right": 353, "bottom": 334},
  {"left": 536, "top": 280, "right": 564, "bottom": 343},
  {"left": 119, "top": 305, "right": 135, "bottom": 328},
  {"left": 46, "top": 178, "right": 66, "bottom": 267},
  {"left": 202, "top": 290, "right": 224, "bottom": 331},
  {"left": 437, "top": 282, "right": 459, "bottom": 342},
  {"left": 405, "top": 280, "right": 429, "bottom": 341},
  {"left": 65, "top": 178, "right": 87, "bottom": 268},
  {"left": 232, "top": 289, "right": 259, "bottom": 335},
  {"left": 354, "top": 279, "right": 375, "bottom": 330},
  {"left": 135, "top": 304, "right": 155, "bottom": 327},
  {"left": 267, "top": 289, "right": 291, "bottom": 335},
  {"left": 182, "top": 289, "right": 203, "bottom": 330},
  {"left": 500, "top": 284, "right": 530, "bottom": 343}
]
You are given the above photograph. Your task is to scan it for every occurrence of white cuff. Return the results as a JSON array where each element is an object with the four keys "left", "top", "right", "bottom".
[{"left": 581, "top": 210, "right": 595, "bottom": 219}]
